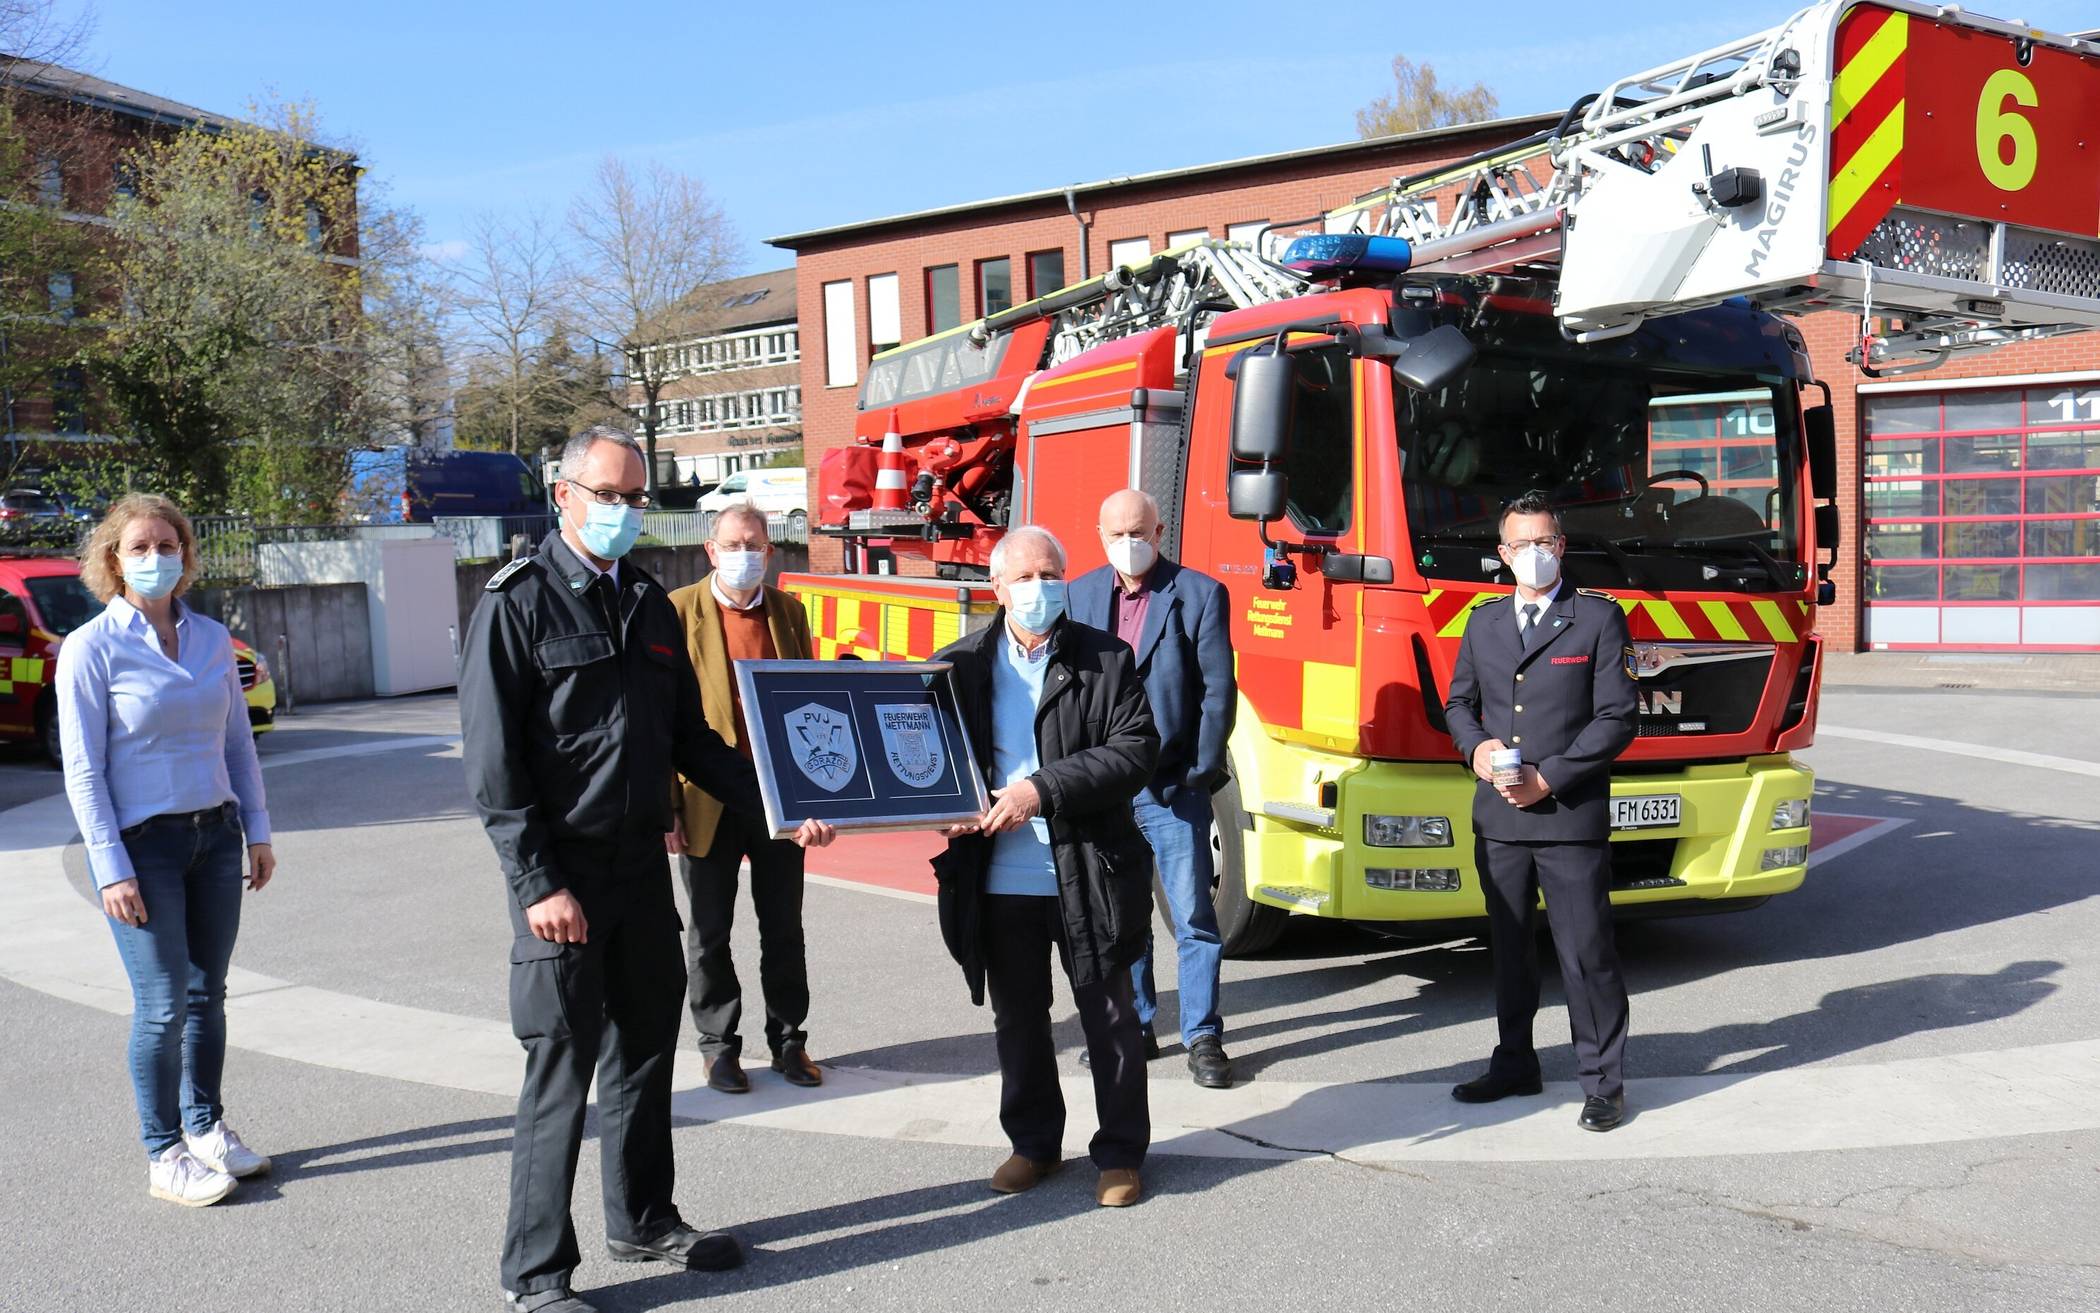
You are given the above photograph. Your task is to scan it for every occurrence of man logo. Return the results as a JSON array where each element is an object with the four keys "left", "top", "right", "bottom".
[
  {"left": 875, "top": 703, "right": 944, "bottom": 788},
  {"left": 785, "top": 702, "right": 857, "bottom": 792},
  {"left": 1639, "top": 689, "right": 1685, "bottom": 716}
]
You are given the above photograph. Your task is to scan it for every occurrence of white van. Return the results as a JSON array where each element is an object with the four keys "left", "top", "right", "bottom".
[{"left": 699, "top": 468, "right": 807, "bottom": 529}]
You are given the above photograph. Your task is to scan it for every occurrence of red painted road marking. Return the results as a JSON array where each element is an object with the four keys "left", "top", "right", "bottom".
[{"left": 805, "top": 811, "right": 1904, "bottom": 899}]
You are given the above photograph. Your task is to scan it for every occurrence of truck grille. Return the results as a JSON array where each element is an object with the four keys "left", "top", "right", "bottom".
[
  {"left": 1608, "top": 839, "right": 1682, "bottom": 890},
  {"left": 236, "top": 654, "right": 257, "bottom": 690},
  {"left": 1633, "top": 649, "right": 1772, "bottom": 738}
]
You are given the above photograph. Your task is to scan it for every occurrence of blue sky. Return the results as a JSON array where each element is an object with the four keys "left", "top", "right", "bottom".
[{"left": 63, "top": 0, "right": 2100, "bottom": 273}]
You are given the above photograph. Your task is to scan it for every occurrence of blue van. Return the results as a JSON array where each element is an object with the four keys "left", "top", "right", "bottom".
[{"left": 347, "top": 448, "right": 547, "bottom": 523}]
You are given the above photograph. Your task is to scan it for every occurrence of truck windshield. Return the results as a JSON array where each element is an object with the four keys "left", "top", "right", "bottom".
[{"left": 1395, "top": 350, "right": 1804, "bottom": 592}]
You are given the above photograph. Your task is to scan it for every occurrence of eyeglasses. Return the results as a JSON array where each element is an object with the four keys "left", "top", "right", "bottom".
[
  {"left": 566, "top": 479, "right": 651, "bottom": 510},
  {"left": 1500, "top": 536, "right": 1562, "bottom": 551}
]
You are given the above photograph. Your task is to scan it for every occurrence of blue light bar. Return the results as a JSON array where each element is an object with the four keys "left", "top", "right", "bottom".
[{"left": 1279, "top": 233, "right": 1414, "bottom": 279}]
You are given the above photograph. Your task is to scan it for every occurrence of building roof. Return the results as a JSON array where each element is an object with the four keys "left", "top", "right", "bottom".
[
  {"left": 1, "top": 56, "right": 243, "bottom": 132},
  {"left": 767, "top": 111, "right": 1561, "bottom": 249},
  {"left": 660, "top": 266, "right": 797, "bottom": 337}
]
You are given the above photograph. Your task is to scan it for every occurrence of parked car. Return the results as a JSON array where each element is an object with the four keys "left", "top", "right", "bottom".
[
  {"left": 48, "top": 492, "right": 108, "bottom": 523},
  {"left": 346, "top": 447, "right": 547, "bottom": 523},
  {"left": 0, "top": 489, "right": 71, "bottom": 546},
  {"left": 699, "top": 468, "right": 807, "bottom": 532},
  {"left": 0, "top": 553, "right": 275, "bottom": 766}
]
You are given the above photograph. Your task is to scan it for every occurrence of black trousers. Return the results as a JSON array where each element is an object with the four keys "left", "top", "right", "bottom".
[
  {"left": 1476, "top": 835, "right": 1629, "bottom": 1100},
  {"left": 983, "top": 893, "right": 1149, "bottom": 1170},
  {"left": 502, "top": 845, "right": 686, "bottom": 1296},
  {"left": 680, "top": 807, "right": 808, "bottom": 1061}
]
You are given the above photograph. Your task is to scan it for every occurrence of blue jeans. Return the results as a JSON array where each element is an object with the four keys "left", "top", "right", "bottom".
[
  {"left": 104, "top": 804, "right": 245, "bottom": 1157},
  {"left": 1130, "top": 791, "right": 1224, "bottom": 1045}
]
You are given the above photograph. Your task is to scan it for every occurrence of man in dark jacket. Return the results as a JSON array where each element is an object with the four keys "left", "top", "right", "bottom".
[
  {"left": 461, "top": 428, "right": 834, "bottom": 1313},
  {"left": 1069, "top": 488, "right": 1237, "bottom": 1088},
  {"left": 931, "top": 525, "right": 1160, "bottom": 1208},
  {"left": 1444, "top": 491, "right": 1639, "bottom": 1132}
]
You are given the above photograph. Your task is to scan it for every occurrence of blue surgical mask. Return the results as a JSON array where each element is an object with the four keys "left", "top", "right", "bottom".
[
  {"left": 122, "top": 552, "right": 184, "bottom": 600},
  {"left": 712, "top": 549, "right": 766, "bottom": 591},
  {"left": 1005, "top": 578, "right": 1066, "bottom": 635},
  {"left": 576, "top": 499, "right": 644, "bottom": 560}
]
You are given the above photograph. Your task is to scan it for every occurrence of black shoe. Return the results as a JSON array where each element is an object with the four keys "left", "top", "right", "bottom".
[
  {"left": 503, "top": 1288, "right": 598, "bottom": 1313},
  {"left": 1187, "top": 1036, "right": 1233, "bottom": 1090},
  {"left": 1451, "top": 1070, "right": 1544, "bottom": 1104},
  {"left": 1578, "top": 1094, "right": 1625, "bottom": 1132},
  {"left": 607, "top": 1222, "right": 745, "bottom": 1272},
  {"left": 705, "top": 1054, "right": 749, "bottom": 1094},
  {"left": 771, "top": 1042, "right": 823, "bottom": 1088},
  {"left": 1080, "top": 1024, "right": 1159, "bottom": 1068}
]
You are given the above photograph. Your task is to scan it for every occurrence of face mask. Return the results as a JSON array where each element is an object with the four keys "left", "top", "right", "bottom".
[
  {"left": 1511, "top": 544, "right": 1561, "bottom": 591},
  {"left": 1005, "top": 578, "right": 1067, "bottom": 634},
  {"left": 575, "top": 499, "right": 644, "bottom": 561},
  {"left": 122, "top": 552, "right": 184, "bottom": 600},
  {"left": 713, "top": 548, "right": 766, "bottom": 591},
  {"left": 1106, "top": 536, "right": 1156, "bottom": 578}
]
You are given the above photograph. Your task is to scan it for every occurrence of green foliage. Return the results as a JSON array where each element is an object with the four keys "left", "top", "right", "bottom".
[
  {"left": 1355, "top": 57, "right": 1499, "bottom": 139},
  {"left": 0, "top": 92, "right": 102, "bottom": 488},
  {"left": 760, "top": 445, "right": 804, "bottom": 470},
  {"left": 453, "top": 328, "right": 607, "bottom": 459}
]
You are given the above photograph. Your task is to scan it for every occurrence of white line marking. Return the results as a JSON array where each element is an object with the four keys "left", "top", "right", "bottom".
[
  {"left": 1808, "top": 814, "right": 1910, "bottom": 869},
  {"left": 805, "top": 872, "right": 936, "bottom": 905},
  {"left": 6, "top": 731, "right": 2098, "bottom": 1164},
  {"left": 1818, "top": 724, "right": 2100, "bottom": 779}
]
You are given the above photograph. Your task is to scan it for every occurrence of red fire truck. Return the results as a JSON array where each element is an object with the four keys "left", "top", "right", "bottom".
[{"left": 785, "top": 1, "right": 2100, "bottom": 951}]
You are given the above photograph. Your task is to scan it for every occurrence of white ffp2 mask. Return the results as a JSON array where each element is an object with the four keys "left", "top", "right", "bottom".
[{"left": 1511, "top": 544, "right": 1560, "bottom": 591}]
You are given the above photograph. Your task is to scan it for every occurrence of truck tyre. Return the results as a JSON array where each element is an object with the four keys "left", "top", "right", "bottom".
[
  {"left": 36, "top": 692, "right": 61, "bottom": 768},
  {"left": 1210, "top": 774, "right": 1287, "bottom": 957}
]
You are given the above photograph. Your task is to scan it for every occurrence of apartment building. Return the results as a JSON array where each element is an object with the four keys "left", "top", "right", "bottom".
[{"left": 624, "top": 266, "right": 801, "bottom": 488}]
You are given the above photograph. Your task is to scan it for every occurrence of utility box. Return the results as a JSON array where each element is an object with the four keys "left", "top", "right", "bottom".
[{"left": 257, "top": 536, "right": 460, "bottom": 696}]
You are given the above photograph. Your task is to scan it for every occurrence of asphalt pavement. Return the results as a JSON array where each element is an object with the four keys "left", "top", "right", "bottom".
[{"left": 1, "top": 686, "right": 2096, "bottom": 1312}]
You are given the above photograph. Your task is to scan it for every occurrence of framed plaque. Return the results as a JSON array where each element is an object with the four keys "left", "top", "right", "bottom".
[{"left": 735, "top": 659, "right": 990, "bottom": 838}]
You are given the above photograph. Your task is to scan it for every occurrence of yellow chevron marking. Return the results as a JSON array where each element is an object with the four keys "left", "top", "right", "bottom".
[
  {"left": 1437, "top": 606, "right": 1474, "bottom": 638},
  {"left": 1750, "top": 599, "right": 1798, "bottom": 643},
  {"left": 1641, "top": 600, "right": 1695, "bottom": 640},
  {"left": 1832, "top": 9, "right": 1908, "bottom": 130},
  {"left": 11, "top": 657, "right": 46, "bottom": 683},
  {"left": 1301, "top": 661, "right": 1359, "bottom": 742},
  {"left": 1829, "top": 98, "right": 1905, "bottom": 234},
  {"left": 1698, "top": 601, "right": 1752, "bottom": 642},
  {"left": 1027, "top": 360, "right": 1136, "bottom": 392}
]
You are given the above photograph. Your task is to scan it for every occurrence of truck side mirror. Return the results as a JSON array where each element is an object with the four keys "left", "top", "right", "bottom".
[
  {"left": 1230, "top": 349, "right": 1294, "bottom": 462},
  {"left": 1804, "top": 403, "right": 1837, "bottom": 501},
  {"left": 1228, "top": 469, "right": 1288, "bottom": 521},
  {"left": 1390, "top": 325, "right": 1474, "bottom": 394}
]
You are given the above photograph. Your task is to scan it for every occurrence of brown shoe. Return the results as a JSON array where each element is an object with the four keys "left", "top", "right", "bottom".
[
  {"left": 1095, "top": 1168, "right": 1141, "bottom": 1208},
  {"left": 704, "top": 1055, "right": 749, "bottom": 1094},
  {"left": 988, "top": 1154, "right": 1061, "bottom": 1195},
  {"left": 770, "top": 1044, "right": 823, "bottom": 1088}
]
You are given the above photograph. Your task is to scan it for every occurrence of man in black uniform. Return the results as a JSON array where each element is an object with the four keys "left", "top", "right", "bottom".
[
  {"left": 461, "top": 427, "right": 834, "bottom": 1313},
  {"left": 1445, "top": 491, "right": 1638, "bottom": 1132}
]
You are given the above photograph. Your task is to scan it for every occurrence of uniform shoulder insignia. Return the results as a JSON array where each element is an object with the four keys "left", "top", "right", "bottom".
[
  {"left": 1468, "top": 593, "right": 1506, "bottom": 610},
  {"left": 484, "top": 556, "right": 536, "bottom": 591},
  {"left": 1576, "top": 588, "right": 1620, "bottom": 603}
]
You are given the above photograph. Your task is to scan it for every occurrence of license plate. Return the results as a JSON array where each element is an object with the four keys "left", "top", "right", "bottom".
[{"left": 1611, "top": 794, "right": 1681, "bottom": 831}]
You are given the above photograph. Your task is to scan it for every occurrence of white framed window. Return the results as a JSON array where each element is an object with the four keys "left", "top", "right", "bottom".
[
  {"left": 867, "top": 272, "right": 901, "bottom": 354},
  {"left": 1108, "top": 237, "right": 1152, "bottom": 270},
  {"left": 1167, "top": 227, "right": 1209, "bottom": 249},
  {"left": 823, "top": 279, "right": 857, "bottom": 387}
]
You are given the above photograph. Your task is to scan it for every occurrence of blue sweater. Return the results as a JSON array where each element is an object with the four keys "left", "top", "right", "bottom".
[{"left": 984, "top": 631, "right": 1056, "bottom": 896}]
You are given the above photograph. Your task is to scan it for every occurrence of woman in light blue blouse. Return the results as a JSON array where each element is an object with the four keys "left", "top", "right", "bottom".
[{"left": 57, "top": 495, "right": 277, "bottom": 1208}]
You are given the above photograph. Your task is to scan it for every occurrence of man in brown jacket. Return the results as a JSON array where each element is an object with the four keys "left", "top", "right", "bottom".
[{"left": 665, "top": 503, "right": 821, "bottom": 1094}]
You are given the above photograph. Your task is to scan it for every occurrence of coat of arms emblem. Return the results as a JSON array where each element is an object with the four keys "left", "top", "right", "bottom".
[
  {"left": 784, "top": 702, "right": 857, "bottom": 792},
  {"left": 875, "top": 703, "right": 944, "bottom": 788}
]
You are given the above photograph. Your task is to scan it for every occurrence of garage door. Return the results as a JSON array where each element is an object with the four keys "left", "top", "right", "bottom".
[{"left": 1862, "top": 381, "right": 2100, "bottom": 650}]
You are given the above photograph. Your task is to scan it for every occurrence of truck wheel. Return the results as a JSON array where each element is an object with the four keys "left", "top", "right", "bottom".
[
  {"left": 1211, "top": 774, "right": 1287, "bottom": 957},
  {"left": 36, "top": 693, "right": 61, "bottom": 768}
]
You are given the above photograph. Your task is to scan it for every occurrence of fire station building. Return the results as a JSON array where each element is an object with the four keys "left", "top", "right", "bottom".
[{"left": 770, "top": 115, "right": 2100, "bottom": 655}]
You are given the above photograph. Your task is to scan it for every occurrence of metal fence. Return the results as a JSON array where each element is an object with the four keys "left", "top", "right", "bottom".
[{"left": 193, "top": 509, "right": 808, "bottom": 584}]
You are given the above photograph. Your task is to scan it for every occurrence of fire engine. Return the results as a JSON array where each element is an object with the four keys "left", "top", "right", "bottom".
[{"left": 786, "top": 1, "right": 2100, "bottom": 952}]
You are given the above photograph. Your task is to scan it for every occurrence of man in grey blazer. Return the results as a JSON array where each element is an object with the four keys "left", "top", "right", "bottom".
[
  {"left": 1445, "top": 491, "right": 1639, "bottom": 1131},
  {"left": 1069, "top": 489, "right": 1238, "bottom": 1089}
]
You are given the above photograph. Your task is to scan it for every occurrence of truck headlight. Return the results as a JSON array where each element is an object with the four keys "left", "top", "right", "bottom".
[
  {"left": 251, "top": 652, "right": 270, "bottom": 686},
  {"left": 1363, "top": 814, "right": 1452, "bottom": 847},
  {"left": 1365, "top": 867, "right": 1462, "bottom": 892},
  {"left": 1769, "top": 798, "right": 1811, "bottom": 830},
  {"left": 1760, "top": 844, "right": 1808, "bottom": 871}
]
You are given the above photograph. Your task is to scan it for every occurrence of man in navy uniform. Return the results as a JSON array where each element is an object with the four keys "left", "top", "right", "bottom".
[{"left": 1444, "top": 491, "right": 1638, "bottom": 1131}]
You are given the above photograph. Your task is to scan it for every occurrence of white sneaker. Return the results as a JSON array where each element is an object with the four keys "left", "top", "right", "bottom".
[
  {"left": 185, "top": 1119, "right": 271, "bottom": 1179},
  {"left": 149, "top": 1144, "right": 236, "bottom": 1207}
]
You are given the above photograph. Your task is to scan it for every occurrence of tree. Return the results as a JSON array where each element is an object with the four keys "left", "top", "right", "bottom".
[
  {"left": 451, "top": 210, "right": 570, "bottom": 456},
  {"left": 453, "top": 323, "right": 604, "bottom": 459},
  {"left": 92, "top": 101, "right": 432, "bottom": 520},
  {"left": 0, "top": 92, "right": 101, "bottom": 489},
  {"left": 1355, "top": 57, "right": 1499, "bottom": 139},
  {"left": 567, "top": 157, "right": 740, "bottom": 489}
]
